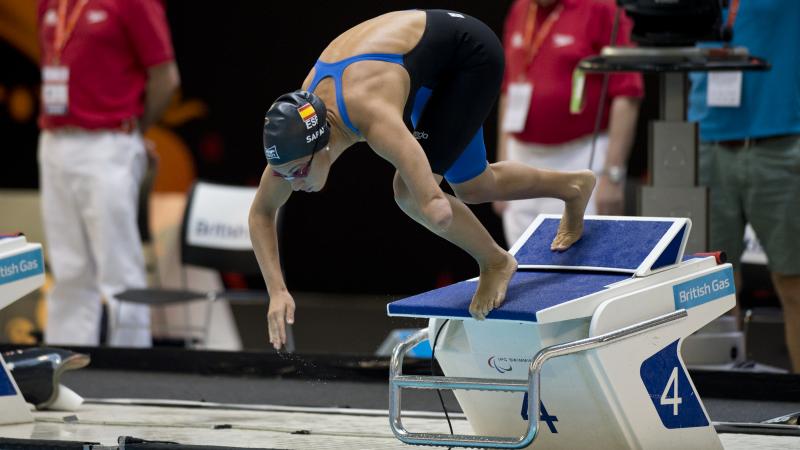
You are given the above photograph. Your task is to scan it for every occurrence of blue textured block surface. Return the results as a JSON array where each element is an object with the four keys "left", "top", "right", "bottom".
[
  {"left": 514, "top": 218, "right": 674, "bottom": 271},
  {"left": 0, "top": 369, "right": 16, "bottom": 396},
  {"left": 388, "top": 270, "right": 629, "bottom": 322}
]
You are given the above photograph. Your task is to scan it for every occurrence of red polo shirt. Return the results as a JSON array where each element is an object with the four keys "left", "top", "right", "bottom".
[
  {"left": 502, "top": 0, "right": 644, "bottom": 145},
  {"left": 38, "top": 0, "right": 174, "bottom": 130}
]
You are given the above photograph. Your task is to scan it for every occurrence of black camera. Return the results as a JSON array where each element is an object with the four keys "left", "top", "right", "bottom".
[{"left": 618, "top": 0, "right": 730, "bottom": 46}]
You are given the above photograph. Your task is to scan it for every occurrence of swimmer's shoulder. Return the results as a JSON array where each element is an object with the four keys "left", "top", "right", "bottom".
[{"left": 318, "top": 11, "right": 426, "bottom": 61}]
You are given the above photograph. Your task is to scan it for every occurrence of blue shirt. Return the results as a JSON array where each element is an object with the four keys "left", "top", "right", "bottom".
[{"left": 688, "top": 0, "right": 800, "bottom": 142}]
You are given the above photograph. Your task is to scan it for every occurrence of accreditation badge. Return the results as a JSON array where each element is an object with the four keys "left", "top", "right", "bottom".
[
  {"left": 707, "top": 71, "right": 742, "bottom": 108},
  {"left": 42, "top": 65, "right": 70, "bottom": 115},
  {"left": 502, "top": 82, "right": 533, "bottom": 133}
]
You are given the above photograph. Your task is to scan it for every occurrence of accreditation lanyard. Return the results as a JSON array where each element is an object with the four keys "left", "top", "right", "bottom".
[
  {"left": 502, "top": 2, "right": 564, "bottom": 132},
  {"left": 726, "top": 0, "right": 740, "bottom": 29},
  {"left": 52, "top": 0, "right": 88, "bottom": 64},
  {"left": 519, "top": 2, "right": 564, "bottom": 76},
  {"left": 43, "top": 0, "right": 88, "bottom": 115}
]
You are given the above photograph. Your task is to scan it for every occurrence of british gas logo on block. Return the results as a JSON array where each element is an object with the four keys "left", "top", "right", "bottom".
[
  {"left": 0, "top": 250, "right": 44, "bottom": 286},
  {"left": 672, "top": 267, "right": 734, "bottom": 310}
]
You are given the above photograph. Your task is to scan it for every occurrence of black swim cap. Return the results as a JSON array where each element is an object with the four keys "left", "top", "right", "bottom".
[{"left": 263, "top": 90, "right": 329, "bottom": 166}]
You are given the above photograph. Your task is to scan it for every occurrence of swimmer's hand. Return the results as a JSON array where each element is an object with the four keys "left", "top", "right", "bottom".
[{"left": 267, "top": 291, "right": 295, "bottom": 350}]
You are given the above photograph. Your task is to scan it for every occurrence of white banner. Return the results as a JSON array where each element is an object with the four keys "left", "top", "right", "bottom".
[{"left": 185, "top": 183, "right": 257, "bottom": 251}]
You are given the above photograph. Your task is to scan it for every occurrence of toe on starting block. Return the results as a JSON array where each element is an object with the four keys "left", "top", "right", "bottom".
[{"left": 387, "top": 214, "right": 733, "bottom": 449}]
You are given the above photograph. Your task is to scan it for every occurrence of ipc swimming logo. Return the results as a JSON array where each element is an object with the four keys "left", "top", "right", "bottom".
[{"left": 488, "top": 356, "right": 513, "bottom": 374}]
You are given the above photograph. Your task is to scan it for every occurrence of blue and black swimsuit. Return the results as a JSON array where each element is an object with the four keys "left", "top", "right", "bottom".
[{"left": 307, "top": 10, "right": 504, "bottom": 184}]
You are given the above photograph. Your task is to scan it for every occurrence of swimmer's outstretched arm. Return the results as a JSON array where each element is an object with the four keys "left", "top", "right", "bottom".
[
  {"left": 358, "top": 104, "right": 453, "bottom": 231},
  {"left": 249, "top": 167, "right": 294, "bottom": 350}
]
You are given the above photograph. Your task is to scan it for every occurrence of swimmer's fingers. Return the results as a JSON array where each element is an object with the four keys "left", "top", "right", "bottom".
[
  {"left": 267, "top": 310, "right": 284, "bottom": 350},
  {"left": 267, "top": 292, "right": 296, "bottom": 350},
  {"left": 285, "top": 301, "right": 295, "bottom": 326},
  {"left": 279, "top": 301, "right": 295, "bottom": 349}
]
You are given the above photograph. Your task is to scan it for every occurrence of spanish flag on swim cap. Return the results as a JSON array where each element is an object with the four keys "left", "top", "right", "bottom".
[
  {"left": 298, "top": 103, "right": 316, "bottom": 121},
  {"left": 262, "top": 90, "right": 329, "bottom": 166}
]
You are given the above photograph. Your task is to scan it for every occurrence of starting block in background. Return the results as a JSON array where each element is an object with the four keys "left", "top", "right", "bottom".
[
  {"left": 387, "top": 215, "right": 732, "bottom": 449},
  {"left": 0, "top": 235, "right": 44, "bottom": 425}
]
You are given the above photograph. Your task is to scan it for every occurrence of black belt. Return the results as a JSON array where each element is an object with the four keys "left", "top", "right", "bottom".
[{"left": 712, "top": 134, "right": 798, "bottom": 149}]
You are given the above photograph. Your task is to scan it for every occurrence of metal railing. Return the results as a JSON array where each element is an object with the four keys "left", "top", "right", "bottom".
[{"left": 389, "top": 309, "right": 688, "bottom": 448}]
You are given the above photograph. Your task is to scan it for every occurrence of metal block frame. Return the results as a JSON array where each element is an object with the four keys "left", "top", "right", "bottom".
[{"left": 389, "top": 310, "right": 688, "bottom": 448}]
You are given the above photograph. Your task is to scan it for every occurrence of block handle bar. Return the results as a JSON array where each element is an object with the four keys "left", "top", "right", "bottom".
[{"left": 389, "top": 309, "right": 688, "bottom": 448}]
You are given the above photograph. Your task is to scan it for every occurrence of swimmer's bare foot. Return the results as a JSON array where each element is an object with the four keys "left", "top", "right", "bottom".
[
  {"left": 469, "top": 251, "right": 518, "bottom": 320},
  {"left": 551, "top": 170, "right": 596, "bottom": 252}
]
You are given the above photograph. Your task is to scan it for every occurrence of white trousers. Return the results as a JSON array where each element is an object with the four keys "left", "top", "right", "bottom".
[
  {"left": 502, "top": 134, "right": 608, "bottom": 247},
  {"left": 39, "top": 130, "right": 151, "bottom": 347}
]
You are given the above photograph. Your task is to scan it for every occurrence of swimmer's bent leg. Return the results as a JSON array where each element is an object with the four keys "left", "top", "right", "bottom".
[{"left": 392, "top": 172, "right": 516, "bottom": 320}]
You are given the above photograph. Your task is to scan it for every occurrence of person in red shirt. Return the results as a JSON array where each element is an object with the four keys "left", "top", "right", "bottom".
[
  {"left": 496, "top": 0, "right": 643, "bottom": 246},
  {"left": 37, "top": 0, "right": 179, "bottom": 347}
]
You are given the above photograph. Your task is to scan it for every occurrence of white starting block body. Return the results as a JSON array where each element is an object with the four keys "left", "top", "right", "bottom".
[
  {"left": 388, "top": 215, "right": 733, "bottom": 449},
  {"left": 0, "top": 235, "right": 44, "bottom": 424}
]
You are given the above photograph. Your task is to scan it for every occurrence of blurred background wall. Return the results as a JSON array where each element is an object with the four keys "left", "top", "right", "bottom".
[{"left": 0, "top": 0, "right": 657, "bottom": 308}]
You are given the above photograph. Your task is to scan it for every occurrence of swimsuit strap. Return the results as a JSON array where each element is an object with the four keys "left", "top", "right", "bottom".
[{"left": 308, "top": 53, "right": 405, "bottom": 135}]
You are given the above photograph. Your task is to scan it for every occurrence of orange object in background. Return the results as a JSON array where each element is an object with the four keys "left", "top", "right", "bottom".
[{"left": 145, "top": 126, "right": 197, "bottom": 193}]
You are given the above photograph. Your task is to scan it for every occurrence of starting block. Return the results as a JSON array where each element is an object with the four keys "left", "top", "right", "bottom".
[
  {"left": 0, "top": 234, "right": 45, "bottom": 425},
  {"left": 387, "top": 215, "right": 733, "bottom": 449}
]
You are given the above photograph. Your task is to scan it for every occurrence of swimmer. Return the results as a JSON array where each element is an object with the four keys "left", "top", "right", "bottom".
[{"left": 249, "top": 10, "right": 595, "bottom": 349}]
